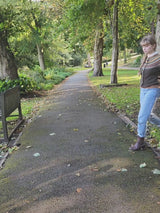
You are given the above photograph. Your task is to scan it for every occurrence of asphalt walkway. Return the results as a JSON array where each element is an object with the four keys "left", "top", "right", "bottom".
[{"left": 0, "top": 70, "right": 160, "bottom": 213}]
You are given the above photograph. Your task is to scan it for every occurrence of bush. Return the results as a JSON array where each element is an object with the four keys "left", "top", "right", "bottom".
[
  {"left": 39, "top": 82, "right": 53, "bottom": 90},
  {"left": 43, "top": 67, "right": 71, "bottom": 85},
  {"left": 19, "top": 66, "right": 46, "bottom": 84},
  {"left": 0, "top": 76, "right": 38, "bottom": 94},
  {"left": 16, "top": 66, "right": 73, "bottom": 92},
  {"left": 0, "top": 66, "right": 73, "bottom": 94}
]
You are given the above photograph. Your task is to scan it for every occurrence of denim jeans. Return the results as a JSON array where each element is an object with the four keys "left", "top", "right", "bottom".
[{"left": 137, "top": 88, "right": 160, "bottom": 138}]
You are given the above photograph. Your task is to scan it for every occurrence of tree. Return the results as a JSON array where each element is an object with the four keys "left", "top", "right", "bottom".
[
  {"left": 156, "top": 0, "right": 160, "bottom": 53},
  {"left": 0, "top": 1, "right": 19, "bottom": 79},
  {"left": 9, "top": 0, "right": 66, "bottom": 71},
  {"left": 93, "top": 21, "right": 104, "bottom": 76},
  {"left": 118, "top": 0, "right": 157, "bottom": 54},
  {"left": 63, "top": 0, "right": 107, "bottom": 76},
  {"left": 110, "top": 0, "right": 118, "bottom": 84}
]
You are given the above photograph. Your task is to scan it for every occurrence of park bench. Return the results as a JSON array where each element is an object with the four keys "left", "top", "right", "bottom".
[{"left": 0, "top": 86, "right": 23, "bottom": 143}]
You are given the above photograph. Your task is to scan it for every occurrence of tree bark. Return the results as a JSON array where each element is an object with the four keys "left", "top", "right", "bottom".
[
  {"left": 0, "top": 36, "right": 18, "bottom": 80},
  {"left": 156, "top": 0, "right": 160, "bottom": 53},
  {"left": 110, "top": 0, "right": 118, "bottom": 84},
  {"left": 37, "top": 44, "right": 45, "bottom": 70},
  {"left": 87, "top": 53, "right": 92, "bottom": 67},
  {"left": 93, "top": 22, "right": 104, "bottom": 76},
  {"left": 123, "top": 46, "right": 127, "bottom": 64}
]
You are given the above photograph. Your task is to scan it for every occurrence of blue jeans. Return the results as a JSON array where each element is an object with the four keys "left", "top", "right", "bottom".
[{"left": 138, "top": 88, "right": 160, "bottom": 138}]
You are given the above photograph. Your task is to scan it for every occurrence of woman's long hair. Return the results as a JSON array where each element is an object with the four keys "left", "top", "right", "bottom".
[{"left": 138, "top": 34, "right": 157, "bottom": 75}]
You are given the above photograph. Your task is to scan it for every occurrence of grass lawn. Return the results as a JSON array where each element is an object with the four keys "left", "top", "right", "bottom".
[
  {"left": 89, "top": 68, "right": 140, "bottom": 120},
  {"left": 89, "top": 68, "right": 160, "bottom": 148}
]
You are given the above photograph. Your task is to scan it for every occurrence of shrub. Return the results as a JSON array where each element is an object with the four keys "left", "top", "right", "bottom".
[
  {"left": 0, "top": 76, "right": 38, "bottom": 94},
  {"left": 39, "top": 82, "right": 53, "bottom": 90}
]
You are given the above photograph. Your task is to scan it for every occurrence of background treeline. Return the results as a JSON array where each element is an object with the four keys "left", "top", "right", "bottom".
[{"left": 0, "top": 0, "right": 159, "bottom": 93}]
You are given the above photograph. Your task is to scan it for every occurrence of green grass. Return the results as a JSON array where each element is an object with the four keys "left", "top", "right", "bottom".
[
  {"left": 89, "top": 68, "right": 160, "bottom": 147},
  {"left": 0, "top": 97, "right": 41, "bottom": 136},
  {"left": 21, "top": 97, "right": 41, "bottom": 118},
  {"left": 89, "top": 68, "right": 140, "bottom": 119}
]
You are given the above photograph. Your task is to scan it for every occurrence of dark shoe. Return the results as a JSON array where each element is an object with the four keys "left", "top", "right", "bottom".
[{"left": 129, "top": 136, "right": 145, "bottom": 151}]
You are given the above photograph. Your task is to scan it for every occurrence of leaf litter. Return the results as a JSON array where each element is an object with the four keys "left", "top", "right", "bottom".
[
  {"left": 152, "top": 169, "right": 160, "bottom": 175},
  {"left": 49, "top": 132, "right": 56, "bottom": 136},
  {"left": 33, "top": 153, "right": 40, "bottom": 157},
  {"left": 139, "top": 162, "right": 147, "bottom": 168}
]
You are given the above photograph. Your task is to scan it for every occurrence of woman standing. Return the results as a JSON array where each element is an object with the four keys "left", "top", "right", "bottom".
[{"left": 130, "top": 34, "right": 160, "bottom": 151}]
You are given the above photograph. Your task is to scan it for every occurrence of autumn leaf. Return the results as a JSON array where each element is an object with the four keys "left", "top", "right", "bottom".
[
  {"left": 152, "top": 169, "right": 160, "bottom": 174},
  {"left": 91, "top": 167, "right": 99, "bottom": 172},
  {"left": 49, "top": 132, "right": 56, "bottom": 136},
  {"left": 75, "top": 172, "right": 80, "bottom": 177},
  {"left": 117, "top": 168, "right": 127, "bottom": 172},
  {"left": 76, "top": 188, "right": 82, "bottom": 193},
  {"left": 139, "top": 163, "right": 147, "bottom": 168},
  {"left": 33, "top": 153, "right": 40, "bottom": 157},
  {"left": 73, "top": 128, "right": 79, "bottom": 131}
]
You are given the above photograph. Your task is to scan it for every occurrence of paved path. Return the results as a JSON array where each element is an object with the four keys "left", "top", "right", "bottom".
[{"left": 0, "top": 70, "right": 160, "bottom": 213}]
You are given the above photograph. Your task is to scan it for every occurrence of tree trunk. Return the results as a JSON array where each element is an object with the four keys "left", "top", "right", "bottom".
[
  {"left": 123, "top": 46, "right": 127, "bottom": 64},
  {"left": 87, "top": 53, "right": 92, "bottom": 67},
  {"left": 93, "top": 22, "right": 104, "bottom": 76},
  {"left": 37, "top": 44, "right": 45, "bottom": 70},
  {"left": 156, "top": 0, "right": 160, "bottom": 53},
  {"left": 110, "top": 0, "right": 119, "bottom": 84},
  {"left": 0, "top": 36, "right": 18, "bottom": 80}
]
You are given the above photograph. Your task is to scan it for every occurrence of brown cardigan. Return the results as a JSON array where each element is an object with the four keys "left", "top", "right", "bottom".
[{"left": 140, "top": 52, "right": 160, "bottom": 88}]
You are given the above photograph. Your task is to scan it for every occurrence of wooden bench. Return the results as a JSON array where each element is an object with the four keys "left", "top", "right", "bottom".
[{"left": 0, "top": 86, "right": 23, "bottom": 143}]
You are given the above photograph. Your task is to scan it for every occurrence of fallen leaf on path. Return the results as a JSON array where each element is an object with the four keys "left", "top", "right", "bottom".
[
  {"left": 73, "top": 128, "right": 79, "bottom": 131},
  {"left": 91, "top": 167, "right": 99, "bottom": 172},
  {"left": 33, "top": 153, "right": 40, "bottom": 157},
  {"left": 75, "top": 172, "right": 80, "bottom": 177},
  {"left": 152, "top": 169, "right": 160, "bottom": 174},
  {"left": 49, "top": 132, "right": 56, "bottom": 136},
  {"left": 139, "top": 163, "right": 147, "bottom": 168},
  {"left": 26, "top": 146, "right": 32, "bottom": 149},
  {"left": 118, "top": 168, "right": 127, "bottom": 172},
  {"left": 76, "top": 188, "right": 82, "bottom": 193}
]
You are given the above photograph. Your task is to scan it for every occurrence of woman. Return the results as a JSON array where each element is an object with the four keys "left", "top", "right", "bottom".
[{"left": 130, "top": 34, "right": 160, "bottom": 151}]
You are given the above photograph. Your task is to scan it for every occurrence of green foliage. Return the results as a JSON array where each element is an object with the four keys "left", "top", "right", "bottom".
[
  {"left": 18, "top": 66, "right": 73, "bottom": 91},
  {"left": 19, "top": 66, "right": 46, "bottom": 84},
  {"left": 43, "top": 67, "right": 71, "bottom": 84},
  {"left": 118, "top": 0, "right": 157, "bottom": 51},
  {"left": 0, "top": 76, "right": 38, "bottom": 94},
  {"left": 0, "top": 66, "right": 73, "bottom": 94},
  {"left": 133, "top": 56, "right": 142, "bottom": 67}
]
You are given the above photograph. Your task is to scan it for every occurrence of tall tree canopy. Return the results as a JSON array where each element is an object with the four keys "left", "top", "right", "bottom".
[{"left": 0, "top": 0, "right": 159, "bottom": 81}]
